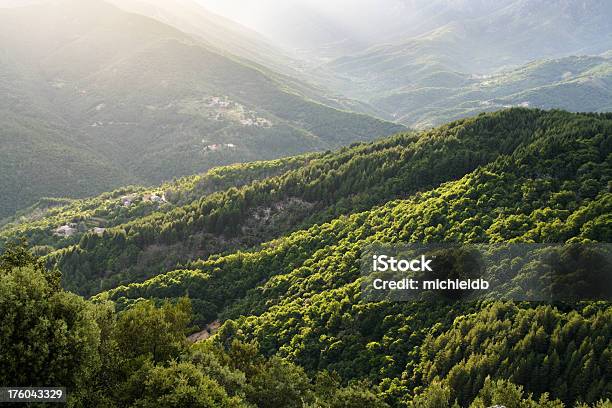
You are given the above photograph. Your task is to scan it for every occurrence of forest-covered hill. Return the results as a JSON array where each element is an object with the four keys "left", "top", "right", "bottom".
[
  {"left": 2, "top": 109, "right": 610, "bottom": 406},
  {"left": 99, "top": 108, "right": 612, "bottom": 407},
  {"left": 2, "top": 108, "right": 572, "bottom": 294},
  {"left": 0, "top": 0, "right": 402, "bottom": 219}
]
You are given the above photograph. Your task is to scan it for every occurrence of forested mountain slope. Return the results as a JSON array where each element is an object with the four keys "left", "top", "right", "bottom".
[
  {"left": 0, "top": 47, "right": 135, "bottom": 219},
  {"left": 7, "top": 108, "right": 610, "bottom": 310},
  {"left": 3, "top": 109, "right": 611, "bottom": 406},
  {"left": 98, "top": 108, "right": 611, "bottom": 313},
  {"left": 0, "top": 0, "right": 402, "bottom": 219},
  {"left": 91, "top": 109, "right": 611, "bottom": 406},
  {"left": 6, "top": 109, "right": 560, "bottom": 295},
  {"left": 0, "top": 154, "right": 315, "bottom": 260}
]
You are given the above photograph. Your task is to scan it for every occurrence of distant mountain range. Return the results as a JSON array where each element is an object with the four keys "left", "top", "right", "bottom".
[
  {"left": 198, "top": 0, "right": 612, "bottom": 65},
  {"left": 1, "top": 0, "right": 611, "bottom": 219},
  {"left": 1, "top": 1, "right": 611, "bottom": 406},
  {"left": 371, "top": 55, "right": 612, "bottom": 128},
  {"left": 0, "top": 0, "right": 403, "bottom": 219},
  {"left": 317, "top": 0, "right": 612, "bottom": 127},
  {"left": 106, "top": 0, "right": 303, "bottom": 78}
]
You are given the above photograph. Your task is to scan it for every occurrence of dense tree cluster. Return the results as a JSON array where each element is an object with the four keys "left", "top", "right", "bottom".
[
  {"left": 10, "top": 109, "right": 581, "bottom": 296},
  {"left": 413, "top": 302, "right": 611, "bottom": 406},
  {"left": 0, "top": 244, "right": 386, "bottom": 407},
  {"left": 0, "top": 155, "right": 311, "bottom": 250},
  {"left": 2, "top": 244, "right": 609, "bottom": 407},
  {"left": 95, "top": 109, "right": 610, "bottom": 406},
  {"left": 1, "top": 109, "right": 611, "bottom": 406}
]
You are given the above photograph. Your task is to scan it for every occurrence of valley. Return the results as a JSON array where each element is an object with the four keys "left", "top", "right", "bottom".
[
  {"left": 0, "top": 0, "right": 403, "bottom": 219},
  {"left": 0, "top": 1, "right": 610, "bottom": 406}
]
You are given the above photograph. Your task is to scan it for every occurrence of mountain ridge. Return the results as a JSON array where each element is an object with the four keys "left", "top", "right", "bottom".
[
  {"left": 0, "top": 0, "right": 403, "bottom": 219},
  {"left": 85, "top": 108, "right": 610, "bottom": 406}
]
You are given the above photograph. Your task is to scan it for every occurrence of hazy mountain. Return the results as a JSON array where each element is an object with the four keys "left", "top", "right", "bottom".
[
  {"left": 328, "top": 0, "right": 612, "bottom": 95},
  {"left": 106, "top": 0, "right": 300, "bottom": 77},
  {"left": 0, "top": 0, "right": 403, "bottom": 219},
  {"left": 0, "top": 0, "right": 41, "bottom": 6},
  {"left": 373, "top": 55, "right": 612, "bottom": 128},
  {"left": 195, "top": 0, "right": 611, "bottom": 128},
  {"left": 308, "top": 0, "right": 612, "bottom": 128},
  {"left": 104, "top": 0, "right": 389, "bottom": 118},
  {"left": 196, "top": 0, "right": 522, "bottom": 58},
  {"left": 197, "top": 0, "right": 371, "bottom": 57},
  {"left": 0, "top": 34, "right": 136, "bottom": 220},
  {"left": 198, "top": 0, "right": 611, "bottom": 64},
  {"left": 387, "top": 0, "right": 611, "bottom": 56}
]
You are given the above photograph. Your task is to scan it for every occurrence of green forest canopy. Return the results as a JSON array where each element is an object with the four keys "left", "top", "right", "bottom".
[{"left": 1, "top": 108, "right": 611, "bottom": 406}]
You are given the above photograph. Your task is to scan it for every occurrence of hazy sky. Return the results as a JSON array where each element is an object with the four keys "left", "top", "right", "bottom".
[
  {"left": 197, "top": 0, "right": 410, "bottom": 28},
  {"left": 0, "top": 0, "right": 443, "bottom": 52},
  {"left": 0, "top": 0, "right": 41, "bottom": 6},
  {"left": 195, "top": 0, "right": 415, "bottom": 50}
]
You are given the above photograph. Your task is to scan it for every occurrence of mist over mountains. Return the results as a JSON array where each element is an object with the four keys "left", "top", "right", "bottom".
[
  {"left": 200, "top": 0, "right": 611, "bottom": 61},
  {"left": 200, "top": 0, "right": 612, "bottom": 127},
  {"left": 0, "top": 0, "right": 402, "bottom": 219},
  {"left": 0, "top": 0, "right": 610, "bottom": 216},
  {"left": 0, "top": 2, "right": 611, "bottom": 406}
]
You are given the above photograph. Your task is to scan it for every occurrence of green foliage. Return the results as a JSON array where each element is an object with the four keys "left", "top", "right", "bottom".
[
  {"left": 415, "top": 303, "right": 611, "bottom": 405},
  {"left": 0, "top": 243, "right": 388, "bottom": 407},
  {"left": 119, "top": 361, "right": 245, "bottom": 408},
  {"left": 323, "top": 383, "right": 389, "bottom": 408},
  {"left": 0, "top": 246, "right": 390, "bottom": 408},
  {"left": 469, "top": 378, "right": 565, "bottom": 408},
  {"left": 114, "top": 298, "right": 192, "bottom": 364},
  {"left": 88, "top": 109, "right": 611, "bottom": 407},
  {"left": 247, "top": 356, "right": 313, "bottom": 407},
  {"left": 410, "top": 382, "right": 459, "bottom": 408},
  {"left": 0, "top": 243, "right": 99, "bottom": 390},
  {"left": 1, "top": 110, "right": 611, "bottom": 407}
]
